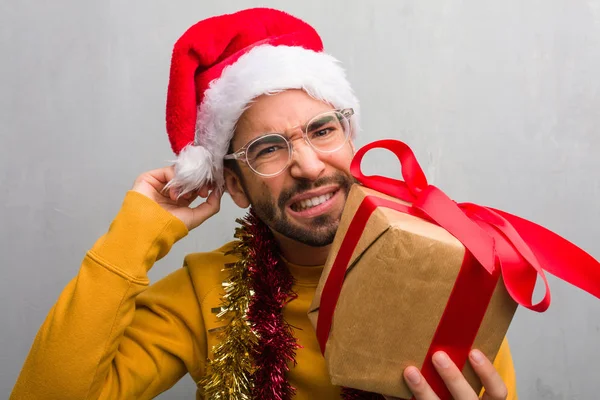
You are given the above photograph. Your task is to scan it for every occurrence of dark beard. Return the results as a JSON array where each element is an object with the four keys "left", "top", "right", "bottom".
[{"left": 250, "top": 172, "right": 356, "bottom": 247}]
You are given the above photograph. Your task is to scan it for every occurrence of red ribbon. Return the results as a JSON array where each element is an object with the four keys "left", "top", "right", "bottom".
[{"left": 316, "top": 139, "right": 600, "bottom": 398}]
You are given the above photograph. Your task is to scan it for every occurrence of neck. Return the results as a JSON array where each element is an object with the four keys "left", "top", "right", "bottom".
[{"left": 272, "top": 230, "right": 331, "bottom": 266}]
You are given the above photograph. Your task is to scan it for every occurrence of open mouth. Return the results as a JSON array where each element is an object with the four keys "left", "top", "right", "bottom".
[{"left": 289, "top": 189, "right": 339, "bottom": 213}]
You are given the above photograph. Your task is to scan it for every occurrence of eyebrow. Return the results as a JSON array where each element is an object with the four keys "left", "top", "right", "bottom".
[
  {"left": 306, "top": 115, "right": 335, "bottom": 131},
  {"left": 250, "top": 113, "right": 337, "bottom": 142},
  {"left": 254, "top": 134, "right": 285, "bottom": 145}
]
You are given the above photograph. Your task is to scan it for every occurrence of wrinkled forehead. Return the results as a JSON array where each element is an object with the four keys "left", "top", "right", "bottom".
[{"left": 231, "top": 89, "right": 335, "bottom": 150}]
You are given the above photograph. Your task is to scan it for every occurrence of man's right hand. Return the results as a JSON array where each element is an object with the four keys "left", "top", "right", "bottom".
[{"left": 131, "top": 166, "right": 222, "bottom": 231}]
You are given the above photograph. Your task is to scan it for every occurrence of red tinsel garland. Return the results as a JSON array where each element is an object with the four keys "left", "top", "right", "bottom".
[
  {"left": 243, "top": 210, "right": 300, "bottom": 399},
  {"left": 232, "top": 209, "right": 385, "bottom": 400}
]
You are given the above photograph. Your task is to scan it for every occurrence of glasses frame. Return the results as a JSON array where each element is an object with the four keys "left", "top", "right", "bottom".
[{"left": 223, "top": 108, "right": 354, "bottom": 178}]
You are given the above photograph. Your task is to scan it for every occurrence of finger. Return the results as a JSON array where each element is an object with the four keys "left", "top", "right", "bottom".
[
  {"left": 174, "top": 190, "right": 199, "bottom": 206},
  {"left": 181, "top": 191, "right": 195, "bottom": 201},
  {"left": 403, "top": 366, "right": 440, "bottom": 400},
  {"left": 198, "top": 185, "right": 210, "bottom": 198},
  {"left": 469, "top": 350, "right": 508, "bottom": 400},
  {"left": 168, "top": 186, "right": 180, "bottom": 201},
  {"left": 173, "top": 182, "right": 211, "bottom": 205},
  {"left": 188, "top": 188, "right": 223, "bottom": 229},
  {"left": 184, "top": 191, "right": 200, "bottom": 204},
  {"left": 135, "top": 166, "right": 176, "bottom": 194},
  {"left": 175, "top": 188, "right": 205, "bottom": 204},
  {"left": 147, "top": 165, "right": 176, "bottom": 186},
  {"left": 431, "top": 352, "right": 478, "bottom": 400},
  {"left": 204, "top": 187, "right": 223, "bottom": 210}
]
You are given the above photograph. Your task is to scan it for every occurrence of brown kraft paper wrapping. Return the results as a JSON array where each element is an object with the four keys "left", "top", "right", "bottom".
[{"left": 308, "top": 184, "right": 518, "bottom": 399}]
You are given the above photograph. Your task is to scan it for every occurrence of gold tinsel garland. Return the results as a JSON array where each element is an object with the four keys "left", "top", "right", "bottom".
[
  {"left": 198, "top": 215, "right": 382, "bottom": 400},
  {"left": 199, "top": 224, "right": 258, "bottom": 400}
]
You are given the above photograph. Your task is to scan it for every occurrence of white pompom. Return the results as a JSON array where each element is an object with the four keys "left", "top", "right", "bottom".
[{"left": 165, "top": 144, "right": 223, "bottom": 197}]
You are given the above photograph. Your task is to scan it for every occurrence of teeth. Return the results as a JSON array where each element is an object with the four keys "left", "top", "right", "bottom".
[{"left": 293, "top": 192, "right": 335, "bottom": 211}]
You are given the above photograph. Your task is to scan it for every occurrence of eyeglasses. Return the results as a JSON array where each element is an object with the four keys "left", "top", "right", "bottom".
[{"left": 224, "top": 108, "right": 354, "bottom": 177}]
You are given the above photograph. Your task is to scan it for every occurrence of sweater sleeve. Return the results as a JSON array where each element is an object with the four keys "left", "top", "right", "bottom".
[
  {"left": 490, "top": 338, "right": 519, "bottom": 399},
  {"left": 10, "top": 191, "right": 206, "bottom": 400}
]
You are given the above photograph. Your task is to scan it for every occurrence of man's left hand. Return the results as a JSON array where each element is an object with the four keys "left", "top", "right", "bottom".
[{"left": 385, "top": 349, "right": 508, "bottom": 400}]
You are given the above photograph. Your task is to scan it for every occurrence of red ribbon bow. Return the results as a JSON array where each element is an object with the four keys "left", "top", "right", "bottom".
[{"left": 316, "top": 139, "right": 600, "bottom": 398}]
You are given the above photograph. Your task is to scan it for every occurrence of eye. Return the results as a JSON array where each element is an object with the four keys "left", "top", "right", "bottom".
[
  {"left": 247, "top": 134, "right": 289, "bottom": 161},
  {"left": 256, "top": 145, "right": 283, "bottom": 157},
  {"left": 309, "top": 123, "right": 339, "bottom": 141},
  {"left": 313, "top": 128, "right": 333, "bottom": 137},
  {"left": 251, "top": 143, "right": 288, "bottom": 161}
]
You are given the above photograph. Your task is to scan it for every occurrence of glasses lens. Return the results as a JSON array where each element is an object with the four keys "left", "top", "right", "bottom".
[
  {"left": 246, "top": 134, "right": 291, "bottom": 176},
  {"left": 306, "top": 111, "right": 350, "bottom": 152}
]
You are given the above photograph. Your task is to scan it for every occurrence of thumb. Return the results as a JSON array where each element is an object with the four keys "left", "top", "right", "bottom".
[{"left": 187, "top": 188, "right": 223, "bottom": 230}]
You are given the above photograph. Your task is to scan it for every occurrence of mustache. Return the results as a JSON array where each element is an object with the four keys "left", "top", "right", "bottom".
[{"left": 277, "top": 173, "right": 356, "bottom": 210}]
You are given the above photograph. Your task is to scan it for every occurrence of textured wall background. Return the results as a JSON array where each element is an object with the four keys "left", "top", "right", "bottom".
[{"left": 2, "top": 1, "right": 599, "bottom": 398}]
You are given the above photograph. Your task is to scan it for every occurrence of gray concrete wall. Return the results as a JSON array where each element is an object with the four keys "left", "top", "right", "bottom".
[{"left": 2, "top": 1, "right": 599, "bottom": 398}]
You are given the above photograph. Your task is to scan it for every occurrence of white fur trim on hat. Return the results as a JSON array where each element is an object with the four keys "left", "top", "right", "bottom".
[{"left": 169, "top": 44, "right": 360, "bottom": 195}]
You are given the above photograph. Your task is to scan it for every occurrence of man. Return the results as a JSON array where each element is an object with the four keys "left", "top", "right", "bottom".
[{"left": 11, "top": 8, "right": 517, "bottom": 400}]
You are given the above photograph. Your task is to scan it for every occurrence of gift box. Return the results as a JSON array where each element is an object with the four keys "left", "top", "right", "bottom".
[
  {"left": 307, "top": 139, "right": 600, "bottom": 399},
  {"left": 308, "top": 184, "right": 517, "bottom": 398}
]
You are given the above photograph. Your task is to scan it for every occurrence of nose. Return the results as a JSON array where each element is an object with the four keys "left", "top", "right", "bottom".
[{"left": 288, "top": 140, "right": 326, "bottom": 181}]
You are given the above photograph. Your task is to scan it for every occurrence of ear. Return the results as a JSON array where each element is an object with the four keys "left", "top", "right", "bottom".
[{"left": 224, "top": 167, "right": 250, "bottom": 208}]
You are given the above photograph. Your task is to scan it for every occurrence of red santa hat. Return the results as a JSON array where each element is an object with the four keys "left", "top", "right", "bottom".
[{"left": 165, "top": 7, "right": 360, "bottom": 194}]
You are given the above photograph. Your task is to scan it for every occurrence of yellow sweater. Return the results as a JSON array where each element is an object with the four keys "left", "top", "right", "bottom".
[{"left": 11, "top": 191, "right": 518, "bottom": 399}]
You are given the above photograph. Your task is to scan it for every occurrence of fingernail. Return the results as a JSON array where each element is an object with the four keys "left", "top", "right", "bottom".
[
  {"left": 405, "top": 367, "right": 421, "bottom": 385},
  {"left": 470, "top": 349, "right": 485, "bottom": 366},
  {"left": 432, "top": 352, "right": 450, "bottom": 369}
]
